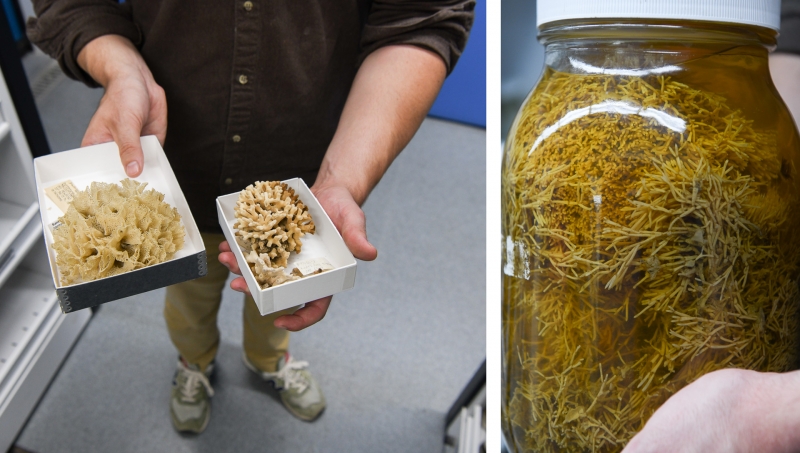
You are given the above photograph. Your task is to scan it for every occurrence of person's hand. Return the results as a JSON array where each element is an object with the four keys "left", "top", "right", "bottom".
[
  {"left": 218, "top": 182, "right": 377, "bottom": 331},
  {"left": 78, "top": 35, "right": 167, "bottom": 177},
  {"left": 309, "top": 182, "right": 377, "bottom": 261},
  {"left": 217, "top": 241, "right": 333, "bottom": 331},
  {"left": 623, "top": 368, "right": 800, "bottom": 453}
]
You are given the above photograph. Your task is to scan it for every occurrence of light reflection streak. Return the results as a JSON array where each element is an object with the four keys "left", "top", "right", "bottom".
[
  {"left": 569, "top": 57, "right": 681, "bottom": 76},
  {"left": 528, "top": 100, "right": 687, "bottom": 155}
]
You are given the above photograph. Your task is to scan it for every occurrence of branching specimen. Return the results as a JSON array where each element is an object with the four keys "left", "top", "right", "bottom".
[
  {"left": 53, "top": 179, "right": 185, "bottom": 285},
  {"left": 233, "top": 181, "right": 315, "bottom": 288},
  {"left": 502, "top": 70, "right": 800, "bottom": 452}
]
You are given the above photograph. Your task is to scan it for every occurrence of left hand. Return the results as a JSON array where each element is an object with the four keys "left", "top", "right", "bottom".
[{"left": 218, "top": 181, "right": 377, "bottom": 331}]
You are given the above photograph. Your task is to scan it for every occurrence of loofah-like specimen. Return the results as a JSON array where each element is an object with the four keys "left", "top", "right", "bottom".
[
  {"left": 233, "top": 181, "right": 315, "bottom": 288},
  {"left": 53, "top": 179, "right": 185, "bottom": 285}
]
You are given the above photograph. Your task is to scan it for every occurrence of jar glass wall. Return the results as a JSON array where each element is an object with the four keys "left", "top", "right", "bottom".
[{"left": 501, "top": 20, "right": 800, "bottom": 452}]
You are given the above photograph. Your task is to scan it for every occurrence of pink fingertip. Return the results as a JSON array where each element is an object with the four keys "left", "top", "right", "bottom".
[{"left": 126, "top": 161, "right": 140, "bottom": 176}]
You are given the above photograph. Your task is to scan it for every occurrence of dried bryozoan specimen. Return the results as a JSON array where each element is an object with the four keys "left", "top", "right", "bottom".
[
  {"left": 53, "top": 179, "right": 185, "bottom": 285},
  {"left": 233, "top": 181, "right": 315, "bottom": 288},
  {"left": 502, "top": 69, "right": 800, "bottom": 452},
  {"left": 238, "top": 239, "right": 300, "bottom": 288}
]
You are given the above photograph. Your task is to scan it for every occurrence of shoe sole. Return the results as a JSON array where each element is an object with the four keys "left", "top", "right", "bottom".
[{"left": 241, "top": 352, "right": 323, "bottom": 422}]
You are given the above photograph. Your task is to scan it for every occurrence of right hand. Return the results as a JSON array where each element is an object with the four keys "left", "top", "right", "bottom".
[
  {"left": 78, "top": 35, "right": 167, "bottom": 177},
  {"left": 217, "top": 241, "right": 334, "bottom": 332}
]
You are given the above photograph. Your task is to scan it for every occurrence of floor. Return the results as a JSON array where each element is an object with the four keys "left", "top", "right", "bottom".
[{"left": 12, "top": 50, "right": 486, "bottom": 453}]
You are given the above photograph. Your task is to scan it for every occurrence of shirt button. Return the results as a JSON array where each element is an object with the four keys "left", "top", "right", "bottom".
[
  {"left": 232, "top": 134, "right": 241, "bottom": 143},
  {"left": 243, "top": 1, "right": 253, "bottom": 11},
  {"left": 238, "top": 74, "right": 248, "bottom": 85},
  {"left": 225, "top": 178, "right": 233, "bottom": 185}
]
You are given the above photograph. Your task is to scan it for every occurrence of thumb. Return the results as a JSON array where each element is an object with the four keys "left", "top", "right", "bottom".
[
  {"left": 338, "top": 201, "right": 378, "bottom": 261},
  {"left": 114, "top": 127, "right": 145, "bottom": 178}
]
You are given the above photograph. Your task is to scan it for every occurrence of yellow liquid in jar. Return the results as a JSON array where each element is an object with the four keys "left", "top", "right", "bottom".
[{"left": 501, "top": 44, "right": 800, "bottom": 452}]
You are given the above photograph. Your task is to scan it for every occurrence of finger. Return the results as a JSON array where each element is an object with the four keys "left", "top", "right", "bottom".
[
  {"left": 274, "top": 296, "right": 332, "bottom": 331},
  {"left": 218, "top": 250, "right": 242, "bottom": 275},
  {"left": 81, "top": 129, "right": 112, "bottom": 147},
  {"left": 111, "top": 117, "right": 146, "bottom": 178},
  {"left": 142, "top": 83, "right": 168, "bottom": 145},
  {"left": 219, "top": 240, "right": 232, "bottom": 253},
  {"left": 339, "top": 202, "right": 378, "bottom": 261},
  {"left": 229, "top": 276, "right": 251, "bottom": 295},
  {"left": 82, "top": 113, "right": 114, "bottom": 147}
]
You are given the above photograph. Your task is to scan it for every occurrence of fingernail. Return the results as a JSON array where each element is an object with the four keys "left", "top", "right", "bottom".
[{"left": 126, "top": 161, "right": 140, "bottom": 176}]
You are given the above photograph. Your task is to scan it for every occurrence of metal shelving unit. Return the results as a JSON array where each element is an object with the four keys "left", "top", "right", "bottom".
[
  {"left": 444, "top": 360, "right": 486, "bottom": 453},
  {"left": 0, "top": 49, "right": 90, "bottom": 452}
]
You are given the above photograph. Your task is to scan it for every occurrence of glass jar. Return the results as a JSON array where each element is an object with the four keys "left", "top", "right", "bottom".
[{"left": 501, "top": 4, "right": 800, "bottom": 452}]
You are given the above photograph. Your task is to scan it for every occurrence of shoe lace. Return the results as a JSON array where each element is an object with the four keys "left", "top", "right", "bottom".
[
  {"left": 262, "top": 356, "right": 310, "bottom": 393},
  {"left": 178, "top": 363, "right": 214, "bottom": 402}
]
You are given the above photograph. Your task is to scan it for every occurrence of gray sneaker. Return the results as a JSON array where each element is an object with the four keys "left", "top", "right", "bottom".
[
  {"left": 170, "top": 357, "right": 215, "bottom": 433},
  {"left": 243, "top": 352, "right": 326, "bottom": 421}
]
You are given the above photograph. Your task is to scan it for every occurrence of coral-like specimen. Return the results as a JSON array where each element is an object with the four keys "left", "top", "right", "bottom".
[
  {"left": 233, "top": 181, "right": 315, "bottom": 288},
  {"left": 502, "top": 69, "right": 800, "bottom": 452},
  {"left": 53, "top": 179, "right": 185, "bottom": 285},
  {"left": 236, "top": 237, "right": 300, "bottom": 288}
]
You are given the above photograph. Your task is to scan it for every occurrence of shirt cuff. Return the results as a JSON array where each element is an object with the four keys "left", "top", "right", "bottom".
[
  {"left": 27, "top": 12, "right": 140, "bottom": 87},
  {"left": 359, "top": 1, "right": 475, "bottom": 75}
]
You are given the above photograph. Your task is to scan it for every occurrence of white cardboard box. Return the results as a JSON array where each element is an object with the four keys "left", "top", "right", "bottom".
[
  {"left": 216, "top": 178, "right": 357, "bottom": 316},
  {"left": 33, "top": 136, "right": 207, "bottom": 312}
]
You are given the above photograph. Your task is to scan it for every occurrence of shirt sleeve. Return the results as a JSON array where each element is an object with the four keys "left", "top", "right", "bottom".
[
  {"left": 359, "top": 0, "right": 475, "bottom": 75},
  {"left": 778, "top": 0, "right": 800, "bottom": 55},
  {"left": 25, "top": 0, "right": 141, "bottom": 87}
]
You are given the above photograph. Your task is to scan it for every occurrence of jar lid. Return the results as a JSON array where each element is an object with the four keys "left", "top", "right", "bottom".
[{"left": 537, "top": 0, "right": 781, "bottom": 31}]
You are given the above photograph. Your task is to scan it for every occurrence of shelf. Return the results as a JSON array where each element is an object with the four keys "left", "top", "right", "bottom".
[
  {"left": 0, "top": 294, "right": 89, "bottom": 451},
  {"left": 0, "top": 122, "right": 10, "bottom": 144},
  {"left": 0, "top": 43, "right": 87, "bottom": 453},
  {"left": 0, "top": 199, "right": 29, "bottom": 244},
  {"left": 0, "top": 267, "right": 57, "bottom": 390},
  {"left": 0, "top": 202, "right": 42, "bottom": 289},
  {"left": 0, "top": 124, "right": 35, "bottom": 208}
]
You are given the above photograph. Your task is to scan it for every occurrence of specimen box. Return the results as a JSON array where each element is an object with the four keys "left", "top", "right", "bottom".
[
  {"left": 217, "top": 178, "right": 357, "bottom": 316},
  {"left": 33, "top": 136, "right": 206, "bottom": 313}
]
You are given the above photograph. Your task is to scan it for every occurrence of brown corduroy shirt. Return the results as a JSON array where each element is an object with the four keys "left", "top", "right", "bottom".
[{"left": 26, "top": 0, "right": 475, "bottom": 232}]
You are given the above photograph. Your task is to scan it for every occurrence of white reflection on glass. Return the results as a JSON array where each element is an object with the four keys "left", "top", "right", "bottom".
[
  {"left": 528, "top": 100, "right": 686, "bottom": 155},
  {"left": 503, "top": 235, "right": 530, "bottom": 279},
  {"left": 569, "top": 57, "right": 681, "bottom": 76}
]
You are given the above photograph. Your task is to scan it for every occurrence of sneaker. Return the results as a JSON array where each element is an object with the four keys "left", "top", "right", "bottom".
[
  {"left": 243, "top": 352, "right": 326, "bottom": 421},
  {"left": 170, "top": 357, "right": 215, "bottom": 433}
]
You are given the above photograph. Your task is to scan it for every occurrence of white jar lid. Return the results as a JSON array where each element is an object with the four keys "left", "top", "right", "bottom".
[{"left": 537, "top": 0, "right": 781, "bottom": 31}]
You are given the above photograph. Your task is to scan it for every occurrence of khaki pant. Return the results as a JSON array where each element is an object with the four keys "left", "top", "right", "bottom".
[{"left": 163, "top": 232, "right": 291, "bottom": 372}]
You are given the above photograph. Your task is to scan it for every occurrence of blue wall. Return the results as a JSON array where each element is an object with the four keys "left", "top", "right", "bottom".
[
  {"left": 2, "top": 0, "right": 22, "bottom": 41},
  {"left": 428, "top": 0, "right": 486, "bottom": 128}
]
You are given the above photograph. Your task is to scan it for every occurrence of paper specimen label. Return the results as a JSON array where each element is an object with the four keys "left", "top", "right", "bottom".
[
  {"left": 44, "top": 180, "right": 80, "bottom": 213},
  {"left": 293, "top": 257, "right": 334, "bottom": 276}
]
